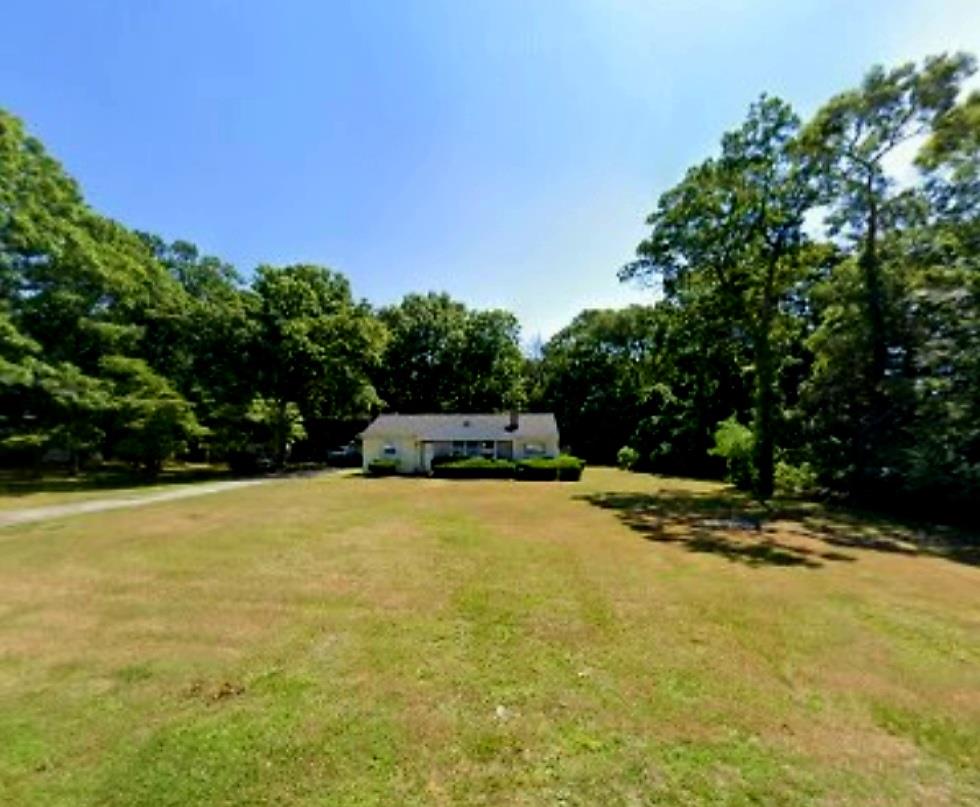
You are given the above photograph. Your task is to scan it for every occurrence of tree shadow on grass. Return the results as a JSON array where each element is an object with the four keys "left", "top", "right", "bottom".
[
  {"left": 0, "top": 464, "right": 235, "bottom": 499},
  {"left": 577, "top": 488, "right": 980, "bottom": 568}
]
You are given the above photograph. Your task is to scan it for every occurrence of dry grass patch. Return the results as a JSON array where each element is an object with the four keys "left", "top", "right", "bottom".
[{"left": 0, "top": 468, "right": 978, "bottom": 805}]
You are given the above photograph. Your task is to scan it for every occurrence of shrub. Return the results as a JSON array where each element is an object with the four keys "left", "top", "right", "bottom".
[
  {"left": 617, "top": 446, "right": 640, "bottom": 471},
  {"left": 432, "top": 457, "right": 516, "bottom": 479},
  {"left": 516, "top": 455, "right": 585, "bottom": 482},
  {"left": 708, "top": 414, "right": 754, "bottom": 490},
  {"left": 367, "top": 458, "right": 399, "bottom": 476},
  {"left": 775, "top": 460, "right": 818, "bottom": 496}
]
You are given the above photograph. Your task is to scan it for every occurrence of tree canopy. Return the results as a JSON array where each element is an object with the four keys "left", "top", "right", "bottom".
[{"left": 1, "top": 51, "right": 978, "bottom": 523}]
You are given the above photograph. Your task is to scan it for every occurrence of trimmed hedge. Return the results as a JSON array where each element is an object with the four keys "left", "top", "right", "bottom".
[
  {"left": 515, "top": 455, "right": 585, "bottom": 481},
  {"left": 432, "top": 457, "right": 516, "bottom": 479},
  {"left": 367, "top": 458, "right": 399, "bottom": 476},
  {"left": 367, "top": 454, "right": 586, "bottom": 481}
]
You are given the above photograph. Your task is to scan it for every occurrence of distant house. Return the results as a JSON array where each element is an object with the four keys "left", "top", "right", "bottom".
[{"left": 361, "top": 412, "right": 560, "bottom": 474}]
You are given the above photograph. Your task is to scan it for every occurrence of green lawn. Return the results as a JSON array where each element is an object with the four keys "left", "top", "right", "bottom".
[{"left": 1, "top": 469, "right": 978, "bottom": 806}]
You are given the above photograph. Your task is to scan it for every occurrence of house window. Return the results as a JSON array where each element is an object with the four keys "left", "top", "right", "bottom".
[
  {"left": 382, "top": 444, "right": 397, "bottom": 456},
  {"left": 523, "top": 441, "right": 546, "bottom": 456}
]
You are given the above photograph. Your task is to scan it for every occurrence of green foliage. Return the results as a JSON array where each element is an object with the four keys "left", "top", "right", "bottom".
[
  {"left": 367, "top": 458, "right": 399, "bottom": 476},
  {"left": 377, "top": 293, "right": 525, "bottom": 413},
  {"left": 250, "top": 264, "right": 385, "bottom": 463},
  {"left": 611, "top": 54, "right": 979, "bottom": 519},
  {"left": 245, "top": 396, "right": 306, "bottom": 464},
  {"left": 428, "top": 456, "right": 586, "bottom": 481},
  {"left": 515, "top": 455, "right": 585, "bottom": 482},
  {"left": 532, "top": 306, "right": 666, "bottom": 466},
  {"left": 2, "top": 48, "right": 979, "bottom": 521},
  {"left": 617, "top": 446, "right": 640, "bottom": 471},
  {"left": 709, "top": 415, "right": 755, "bottom": 491},
  {"left": 774, "top": 461, "right": 818, "bottom": 497},
  {"left": 100, "top": 356, "right": 202, "bottom": 476},
  {"left": 621, "top": 95, "right": 817, "bottom": 499},
  {"left": 431, "top": 457, "right": 516, "bottom": 479},
  {"left": 34, "top": 362, "right": 112, "bottom": 472},
  {"left": 798, "top": 53, "right": 977, "bottom": 499}
]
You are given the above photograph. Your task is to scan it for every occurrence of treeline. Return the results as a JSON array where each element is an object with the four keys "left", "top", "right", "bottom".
[
  {"left": 0, "top": 102, "right": 529, "bottom": 475},
  {"left": 1, "top": 52, "right": 978, "bottom": 521},
  {"left": 606, "top": 51, "right": 979, "bottom": 518}
]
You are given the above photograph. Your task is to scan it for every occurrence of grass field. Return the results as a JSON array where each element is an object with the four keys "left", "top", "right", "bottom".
[{"left": 1, "top": 468, "right": 978, "bottom": 806}]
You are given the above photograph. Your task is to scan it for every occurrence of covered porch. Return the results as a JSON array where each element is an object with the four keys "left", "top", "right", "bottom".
[{"left": 420, "top": 439, "right": 514, "bottom": 470}]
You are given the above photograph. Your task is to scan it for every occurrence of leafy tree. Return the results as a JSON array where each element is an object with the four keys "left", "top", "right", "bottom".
[
  {"left": 136, "top": 234, "right": 256, "bottom": 426},
  {"left": 892, "top": 89, "right": 980, "bottom": 512},
  {"left": 535, "top": 306, "right": 663, "bottom": 464},
  {"left": 100, "top": 356, "right": 202, "bottom": 476},
  {"left": 0, "top": 306, "right": 40, "bottom": 389},
  {"left": 1, "top": 109, "right": 206, "bottom": 473},
  {"left": 709, "top": 414, "right": 754, "bottom": 490},
  {"left": 245, "top": 396, "right": 307, "bottom": 462},
  {"left": 250, "top": 264, "right": 385, "bottom": 464},
  {"left": 377, "top": 293, "right": 525, "bottom": 413},
  {"left": 36, "top": 362, "right": 112, "bottom": 474},
  {"left": 377, "top": 293, "right": 467, "bottom": 412},
  {"left": 616, "top": 446, "right": 639, "bottom": 471},
  {"left": 800, "top": 54, "right": 975, "bottom": 490},
  {"left": 623, "top": 96, "right": 815, "bottom": 497},
  {"left": 0, "top": 307, "right": 49, "bottom": 464}
]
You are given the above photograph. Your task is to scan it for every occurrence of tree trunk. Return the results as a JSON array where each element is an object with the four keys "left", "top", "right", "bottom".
[
  {"left": 67, "top": 417, "right": 80, "bottom": 476},
  {"left": 752, "top": 258, "right": 778, "bottom": 500},
  {"left": 862, "top": 190, "right": 887, "bottom": 387},
  {"left": 858, "top": 182, "right": 888, "bottom": 488},
  {"left": 273, "top": 399, "right": 288, "bottom": 468}
]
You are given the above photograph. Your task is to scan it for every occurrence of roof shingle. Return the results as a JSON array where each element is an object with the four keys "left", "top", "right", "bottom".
[{"left": 361, "top": 413, "right": 558, "bottom": 441}]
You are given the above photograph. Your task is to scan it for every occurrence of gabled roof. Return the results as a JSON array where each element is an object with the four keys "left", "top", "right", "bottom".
[{"left": 361, "top": 413, "right": 558, "bottom": 442}]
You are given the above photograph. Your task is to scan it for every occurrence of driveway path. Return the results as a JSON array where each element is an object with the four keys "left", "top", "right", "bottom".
[{"left": 0, "top": 471, "right": 333, "bottom": 529}]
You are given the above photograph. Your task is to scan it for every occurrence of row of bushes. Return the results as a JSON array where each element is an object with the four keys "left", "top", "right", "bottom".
[
  {"left": 367, "top": 455, "right": 585, "bottom": 481},
  {"left": 435, "top": 455, "right": 585, "bottom": 481},
  {"left": 432, "top": 457, "right": 516, "bottom": 479},
  {"left": 366, "top": 458, "right": 399, "bottom": 476},
  {"left": 514, "top": 455, "right": 585, "bottom": 481}
]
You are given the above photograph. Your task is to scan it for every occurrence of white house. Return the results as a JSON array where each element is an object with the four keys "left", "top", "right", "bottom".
[{"left": 361, "top": 412, "right": 560, "bottom": 474}]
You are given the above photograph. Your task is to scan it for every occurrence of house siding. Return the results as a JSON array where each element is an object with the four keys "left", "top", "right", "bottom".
[
  {"left": 361, "top": 413, "right": 560, "bottom": 475},
  {"left": 362, "top": 435, "right": 423, "bottom": 473},
  {"left": 364, "top": 434, "right": 559, "bottom": 473}
]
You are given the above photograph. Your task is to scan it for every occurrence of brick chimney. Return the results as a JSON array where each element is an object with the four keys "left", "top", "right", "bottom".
[{"left": 507, "top": 409, "right": 519, "bottom": 431}]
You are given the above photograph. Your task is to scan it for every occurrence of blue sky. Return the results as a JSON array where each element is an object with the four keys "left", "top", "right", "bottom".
[{"left": 2, "top": 1, "right": 978, "bottom": 341}]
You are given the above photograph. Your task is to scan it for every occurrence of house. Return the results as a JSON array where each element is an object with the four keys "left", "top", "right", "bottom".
[{"left": 360, "top": 411, "right": 560, "bottom": 474}]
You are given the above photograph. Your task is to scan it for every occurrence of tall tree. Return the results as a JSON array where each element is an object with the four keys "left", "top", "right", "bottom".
[
  {"left": 535, "top": 306, "right": 661, "bottom": 464},
  {"left": 250, "top": 264, "right": 385, "bottom": 464},
  {"left": 622, "top": 96, "right": 815, "bottom": 497},
  {"left": 800, "top": 54, "right": 975, "bottom": 486},
  {"left": 1, "top": 108, "right": 197, "bottom": 473},
  {"left": 895, "top": 89, "right": 980, "bottom": 512},
  {"left": 377, "top": 292, "right": 525, "bottom": 413},
  {"left": 136, "top": 234, "right": 256, "bottom": 421}
]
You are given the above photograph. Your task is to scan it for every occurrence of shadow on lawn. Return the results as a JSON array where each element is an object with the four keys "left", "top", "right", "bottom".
[
  {"left": 0, "top": 464, "right": 235, "bottom": 499},
  {"left": 578, "top": 488, "right": 980, "bottom": 569}
]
